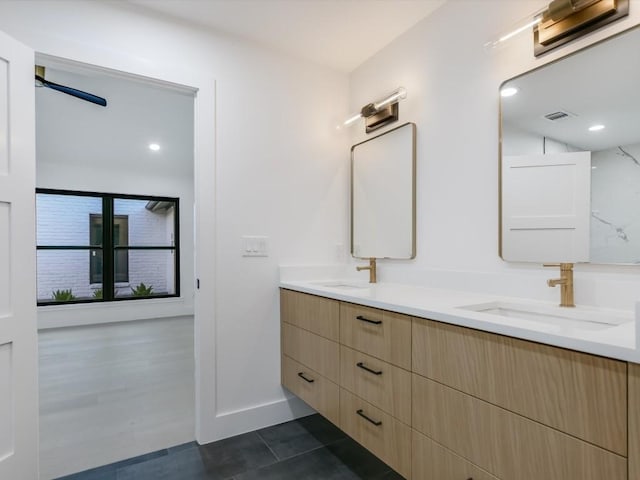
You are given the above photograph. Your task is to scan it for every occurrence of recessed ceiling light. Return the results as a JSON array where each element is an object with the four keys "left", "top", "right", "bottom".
[
  {"left": 148, "top": 143, "right": 161, "bottom": 151},
  {"left": 588, "top": 124, "right": 605, "bottom": 132},
  {"left": 500, "top": 87, "right": 518, "bottom": 98}
]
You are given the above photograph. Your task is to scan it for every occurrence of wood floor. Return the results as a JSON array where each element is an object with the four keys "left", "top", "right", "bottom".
[{"left": 38, "top": 316, "right": 195, "bottom": 480}]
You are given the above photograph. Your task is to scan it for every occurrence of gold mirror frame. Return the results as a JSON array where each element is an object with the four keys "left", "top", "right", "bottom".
[
  {"left": 499, "top": 24, "right": 640, "bottom": 265},
  {"left": 351, "top": 122, "right": 417, "bottom": 260}
]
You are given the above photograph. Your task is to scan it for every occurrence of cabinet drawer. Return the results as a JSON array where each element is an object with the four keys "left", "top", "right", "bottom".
[
  {"left": 412, "top": 430, "right": 499, "bottom": 480},
  {"left": 282, "top": 323, "right": 339, "bottom": 382},
  {"left": 412, "top": 374, "right": 627, "bottom": 480},
  {"left": 340, "top": 303, "right": 411, "bottom": 370},
  {"left": 339, "top": 388, "right": 411, "bottom": 479},
  {"left": 412, "top": 318, "right": 627, "bottom": 455},
  {"left": 340, "top": 345, "right": 411, "bottom": 425},
  {"left": 280, "top": 289, "right": 339, "bottom": 341},
  {"left": 282, "top": 355, "right": 339, "bottom": 424}
]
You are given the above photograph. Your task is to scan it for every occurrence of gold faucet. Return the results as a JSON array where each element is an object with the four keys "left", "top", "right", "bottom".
[
  {"left": 543, "top": 263, "right": 575, "bottom": 307},
  {"left": 357, "top": 258, "right": 377, "bottom": 283}
]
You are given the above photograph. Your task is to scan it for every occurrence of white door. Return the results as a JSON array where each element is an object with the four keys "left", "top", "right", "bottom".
[
  {"left": 0, "top": 30, "right": 39, "bottom": 480},
  {"left": 502, "top": 152, "right": 591, "bottom": 263}
]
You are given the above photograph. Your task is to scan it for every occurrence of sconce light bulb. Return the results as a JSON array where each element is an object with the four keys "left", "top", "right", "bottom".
[
  {"left": 343, "top": 113, "right": 363, "bottom": 126},
  {"left": 374, "top": 87, "right": 408, "bottom": 110},
  {"left": 498, "top": 17, "right": 543, "bottom": 43}
]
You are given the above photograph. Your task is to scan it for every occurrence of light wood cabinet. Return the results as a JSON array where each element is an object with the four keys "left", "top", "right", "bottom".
[
  {"left": 340, "top": 303, "right": 411, "bottom": 370},
  {"left": 280, "top": 289, "right": 339, "bottom": 341},
  {"left": 282, "top": 323, "right": 339, "bottom": 383},
  {"left": 282, "top": 354, "right": 339, "bottom": 424},
  {"left": 340, "top": 345, "right": 411, "bottom": 425},
  {"left": 630, "top": 363, "right": 640, "bottom": 480},
  {"left": 412, "top": 374, "right": 627, "bottom": 480},
  {"left": 413, "top": 318, "right": 628, "bottom": 455},
  {"left": 339, "top": 388, "right": 412, "bottom": 479},
  {"left": 280, "top": 288, "right": 637, "bottom": 480},
  {"left": 412, "top": 430, "right": 499, "bottom": 480}
]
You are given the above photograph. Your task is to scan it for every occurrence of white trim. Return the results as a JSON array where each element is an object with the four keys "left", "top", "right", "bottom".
[{"left": 200, "top": 395, "right": 315, "bottom": 444}]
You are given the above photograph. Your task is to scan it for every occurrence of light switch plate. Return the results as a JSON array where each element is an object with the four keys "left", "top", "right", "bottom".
[{"left": 242, "top": 235, "right": 269, "bottom": 257}]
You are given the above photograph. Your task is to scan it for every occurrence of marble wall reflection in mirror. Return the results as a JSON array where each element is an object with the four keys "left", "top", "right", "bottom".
[
  {"left": 351, "top": 122, "right": 416, "bottom": 259},
  {"left": 500, "top": 26, "right": 640, "bottom": 265}
]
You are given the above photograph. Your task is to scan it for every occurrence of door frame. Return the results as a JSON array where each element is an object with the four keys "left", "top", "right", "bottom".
[{"left": 34, "top": 52, "right": 218, "bottom": 445}]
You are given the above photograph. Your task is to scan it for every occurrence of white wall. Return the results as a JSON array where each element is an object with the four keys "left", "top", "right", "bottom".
[
  {"left": 35, "top": 66, "right": 194, "bottom": 327},
  {"left": 347, "top": 0, "right": 640, "bottom": 311},
  {"left": 0, "top": 0, "right": 349, "bottom": 445}
]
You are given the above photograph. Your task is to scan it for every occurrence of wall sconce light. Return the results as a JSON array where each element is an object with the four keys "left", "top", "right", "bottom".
[
  {"left": 343, "top": 87, "right": 407, "bottom": 134},
  {"left": 486, "top": 0, "right": 628, "bottom": 55}
]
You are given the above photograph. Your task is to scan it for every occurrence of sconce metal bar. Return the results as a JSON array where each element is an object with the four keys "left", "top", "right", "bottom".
[
  {"left": 534, "top": 0, "right": 629, "bottom": 56},
  {"left": 343, "top": 87, "right": 407, "bottom": 133}
]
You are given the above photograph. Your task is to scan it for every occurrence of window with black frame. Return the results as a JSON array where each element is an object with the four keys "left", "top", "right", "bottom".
[{"left": 36, "top": 189, "right": 180, "bottom": 305}]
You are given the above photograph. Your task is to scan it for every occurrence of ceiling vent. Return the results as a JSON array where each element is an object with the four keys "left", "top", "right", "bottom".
[{"left": 544, "top": 110, "right": 575, "bottom": 121}]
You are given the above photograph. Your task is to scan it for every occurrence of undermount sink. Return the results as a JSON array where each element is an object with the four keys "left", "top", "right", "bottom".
[
  {"left": 311, "top": 281, "right": 370, "bottom": 290},
  {"left": 459, "top": 301, "right": 633, "bottom": 331}
]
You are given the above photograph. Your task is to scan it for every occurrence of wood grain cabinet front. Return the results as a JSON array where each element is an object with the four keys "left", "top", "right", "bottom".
[
  {"left": 630, "top": 363, "right": 640, "bottom": 480},
  {"left": 412, "top": 430, "right": 500, "bottom": 480},
  {"left": 340, "top": 303, "right": 411, "bottom": 370},
  {"left": 339, "top": 388, "right": 411, "bottom": 479},
  {"left": 282, "top": 355, "right": 339, "bottom": 424},
  {"left": 412, "top": 318, "right": 628, "bottom": 455},
  {"left": 282, "top": 323, "right": 339, "bottom": 383},
  {"left": 280, "top": 289, "right": 339, "bottom": 341},
  {"left": 339, "top": 345, "right": 411, "bottom": 425},
  {"left": 412, "top": 374, "right": 627, "bottom": 480}
]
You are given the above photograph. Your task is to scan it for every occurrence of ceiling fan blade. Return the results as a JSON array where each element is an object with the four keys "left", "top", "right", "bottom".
[{"left": 35, "top": 75, "right": 107, "bottom": 107}]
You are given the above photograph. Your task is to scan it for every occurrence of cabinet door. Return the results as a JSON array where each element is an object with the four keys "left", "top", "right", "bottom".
[
  {"left": 412, "top": 374, "right": 627, "bottom": 480},
  {"left": 280, "top": 289, "right": 339, "bottom": 341},
  {"left": 413, "top": 430, "right": 499, "bottom": 480},
  {"left": 413, "top": 318, "right": 627, "bottom": 455}
]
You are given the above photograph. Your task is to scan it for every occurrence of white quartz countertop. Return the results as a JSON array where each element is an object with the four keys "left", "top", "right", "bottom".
[{"left": 280, "top": 279, "right": 640, "bottom": 363}]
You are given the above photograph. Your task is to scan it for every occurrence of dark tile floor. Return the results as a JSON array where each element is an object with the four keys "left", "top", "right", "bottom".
[{"left": 56, "top": 414, "right": 405, "bottom": 480}]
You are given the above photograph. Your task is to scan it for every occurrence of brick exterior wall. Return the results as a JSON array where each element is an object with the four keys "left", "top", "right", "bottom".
[{"left": 37, "top": 194, "right": 175, "bottom": 301}]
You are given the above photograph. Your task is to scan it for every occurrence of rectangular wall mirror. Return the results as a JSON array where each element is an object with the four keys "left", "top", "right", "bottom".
[
  {"left": 351, "top": 122, "right": 416, "bottom": 259},
  {"left": 500, "top": 26, "right": 640, "bottom": 265}
]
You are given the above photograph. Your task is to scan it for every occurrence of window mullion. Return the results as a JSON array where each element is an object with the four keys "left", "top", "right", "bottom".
[{"left": 102, "top": 196, "right": 115, "bottom": 301}]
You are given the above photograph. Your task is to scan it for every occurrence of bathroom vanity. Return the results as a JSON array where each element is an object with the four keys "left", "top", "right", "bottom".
[{"left": 279, "top": 284, "right": 639, "bottom": 480}]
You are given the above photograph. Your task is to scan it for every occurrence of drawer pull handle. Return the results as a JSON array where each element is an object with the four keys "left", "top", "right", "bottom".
[
  {"left": 356, "top": 409, "right": 382, "bottom": 426},
  {"left": 356, "top": 362, "right": 383, "bottom": 375},
  {"left": 356, "top": 315, "right": 382, "bottom": 325},
  {"left": 297, "top": 372, "right": 315, "bottom": 383}
]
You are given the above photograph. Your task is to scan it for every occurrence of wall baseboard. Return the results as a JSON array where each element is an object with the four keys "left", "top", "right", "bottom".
[
  {"left": 38, "top": 298, "right": 194, "bottom": 330},
  {"left": 196, "top": 395, "right": 315, "bottom": 444}
]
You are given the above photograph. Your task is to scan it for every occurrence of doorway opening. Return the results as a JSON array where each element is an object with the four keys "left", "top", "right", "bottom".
[{"left": 34, "top": 56, "right": 197, "bottom": 479}]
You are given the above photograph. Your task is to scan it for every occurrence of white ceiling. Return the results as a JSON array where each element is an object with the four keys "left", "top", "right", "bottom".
[{"left": 128, "top": 0, "right": 446, "bottom": 72}]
